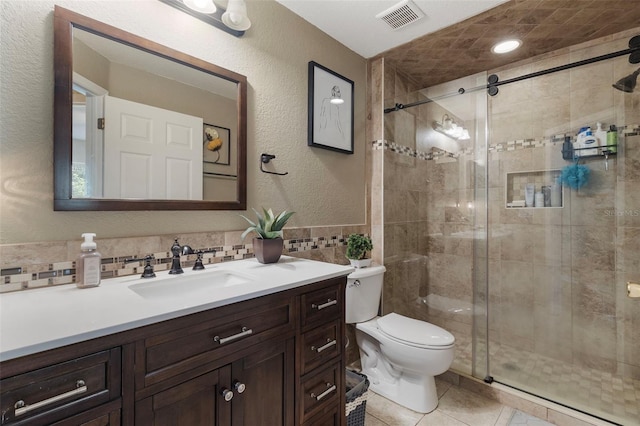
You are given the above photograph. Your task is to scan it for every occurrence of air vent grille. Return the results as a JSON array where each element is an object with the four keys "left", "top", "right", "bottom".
[{"left": 376, "top": 0, "right": 425, "bottom": 30}]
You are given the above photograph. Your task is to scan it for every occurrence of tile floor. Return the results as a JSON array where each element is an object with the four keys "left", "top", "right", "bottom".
[
  {"left": 451, "top": 335, "right": 639, "bottom": 424},
  {"left": 364, "top": 378, "right": 555, "bottom": 426}
]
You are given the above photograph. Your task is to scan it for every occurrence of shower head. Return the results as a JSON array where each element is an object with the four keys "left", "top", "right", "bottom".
[{"left": 613, "top": 68, "right": 640, "bottom": 93}]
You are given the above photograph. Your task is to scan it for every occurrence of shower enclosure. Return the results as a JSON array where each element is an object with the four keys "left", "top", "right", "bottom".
[{"left": 377, "top": 28, "right": 639, "bottom": 425}]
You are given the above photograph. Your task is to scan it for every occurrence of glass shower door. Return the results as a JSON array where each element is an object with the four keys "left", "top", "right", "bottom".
[{"left": 483, "top": 31, "right": 640, "bottom": 425}]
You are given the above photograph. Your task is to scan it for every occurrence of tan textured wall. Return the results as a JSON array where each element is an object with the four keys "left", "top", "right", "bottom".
[{"left": 0, "top": 0, "right": 367, "bottom": 244}]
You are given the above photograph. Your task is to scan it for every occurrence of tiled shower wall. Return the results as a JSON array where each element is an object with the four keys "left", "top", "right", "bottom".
[
  {"left": 485, "top": 29, "right": 640, "bottom": 379},
  {"left": 0, "top": 225, "right": 368, "bottom": 293},
  {"left": 379, "top": 26, "right": 640, "bottom": 381}
]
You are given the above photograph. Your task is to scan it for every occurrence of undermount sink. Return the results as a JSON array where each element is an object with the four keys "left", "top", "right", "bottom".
[{"left": 128, "top": 269, "right": 255, "bottom": 300}]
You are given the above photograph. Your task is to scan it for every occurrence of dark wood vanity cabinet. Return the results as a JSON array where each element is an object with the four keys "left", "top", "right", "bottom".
[
  {"left": 0, "top": 348, "right": 122, "bottom": 426},
  {"left": 0, "top": 276, "right": 347, "bottom": 426}
]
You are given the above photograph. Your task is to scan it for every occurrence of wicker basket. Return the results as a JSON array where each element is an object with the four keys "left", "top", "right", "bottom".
[{"left": 345, "top": 370, "right": 369, "bottom": 426}]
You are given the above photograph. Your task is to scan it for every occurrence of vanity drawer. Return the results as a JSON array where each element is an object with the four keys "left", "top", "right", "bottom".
[
  {"left": 299, "top": 361, "right": 342, "bottom": 423},
  {"left": 0, "top": 348, "right": 121, "bottom": 426},
  {"left": 300, "top": 282, "right": 342, "bottom": 330},
  {"left": 301, "top": 319, "right": 342, "bottom": 375},
  {"left": 142, "top": 297, "right": 293, "bottom": 385}
]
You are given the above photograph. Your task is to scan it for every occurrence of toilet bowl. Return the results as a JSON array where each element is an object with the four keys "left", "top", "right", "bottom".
[{"left": 346, "top": 265, "right": 455, "bottom": 413}]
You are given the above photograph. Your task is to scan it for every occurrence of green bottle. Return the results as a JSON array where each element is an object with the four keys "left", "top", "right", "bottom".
[{"left": 607, "top": 125, "right": 617, "bottom": 154}]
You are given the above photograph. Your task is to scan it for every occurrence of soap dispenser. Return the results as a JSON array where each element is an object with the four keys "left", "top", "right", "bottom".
[{"left": 76, "top": 233, "right": 102, "bottom": 288}]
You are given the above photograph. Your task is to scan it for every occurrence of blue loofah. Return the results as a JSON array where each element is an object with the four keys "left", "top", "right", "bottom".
[{"left": 560, "top": 162, "right": 590, "bottom": 189}]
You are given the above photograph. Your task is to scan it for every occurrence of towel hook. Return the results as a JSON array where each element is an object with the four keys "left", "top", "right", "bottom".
[{"left": 260, "top": 153, "right": 288, "bottom": 176}]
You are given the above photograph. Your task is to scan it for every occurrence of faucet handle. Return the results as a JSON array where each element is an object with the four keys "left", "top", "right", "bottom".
[
  {"left": 192, "top": 249, "right": 216, "bottom": 270},
  {"left": 124, "top": 255, "right": 156, "bottom": 278},
  {"left": 141, "top": 255, "right": 156, "bottom": 278},
  {"left": 171, "top": 239, "right": 182, "bottom": 257}
]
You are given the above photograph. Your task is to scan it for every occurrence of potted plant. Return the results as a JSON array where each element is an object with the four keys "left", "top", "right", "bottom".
[
  {"left": 346, "top": 234, "right": 373, "bottom": 268},
  {"left": 241, "top": 208, "right": 295, "bottom": 264}
]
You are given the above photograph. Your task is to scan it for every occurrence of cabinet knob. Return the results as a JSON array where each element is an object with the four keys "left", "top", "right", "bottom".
[
  {"left": 234, "top": 381, "right": 246, "bottom": 394},
  {"left": 221, "top": 388, "right": 234, "bottom": 402}
]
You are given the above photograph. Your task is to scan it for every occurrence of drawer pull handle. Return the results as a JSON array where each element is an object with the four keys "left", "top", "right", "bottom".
[
  {"left": 310, "top": 383, "right": 336, "bottom": 401},
  {"left": 14, "top": 380, "right": 87, "bottom": 417},
  {"left": 311, "top": 339, "right": 337, "bottom": 353},
  {"left": 214, "top": 327, "right": 253, "bottom": 344},
  {"left": 311, "top": 299, "right": 337, "bottom": 310}
]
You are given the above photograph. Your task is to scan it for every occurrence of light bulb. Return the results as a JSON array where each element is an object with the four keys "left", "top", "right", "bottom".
[{"left": 183, "top": 0, "right": 217, "bottom": 14}]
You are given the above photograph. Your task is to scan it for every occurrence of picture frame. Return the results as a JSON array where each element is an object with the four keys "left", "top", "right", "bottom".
[
  {"left": 308, "top": 61, "right": 354, "bottom": 154},
  {"left": 203, "top": 123, "right": 231, "bottom": 166}
]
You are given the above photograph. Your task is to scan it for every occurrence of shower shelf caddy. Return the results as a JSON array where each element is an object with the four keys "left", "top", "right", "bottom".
[{"left": 561, "top": 144, "right": 618, "bottom": 160}]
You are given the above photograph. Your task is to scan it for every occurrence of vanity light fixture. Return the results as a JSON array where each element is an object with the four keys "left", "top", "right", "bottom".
[
  {"left": 433, "top": 114, "right": 470, "bottom": 141},
  {"left": 491, "top": 39, "right": 522, "bottom": 54},
  {"left": 222, "top": 0, "right": 251, "bottom": 31},
  {"left": 183, "top": 0, "right": 216, "bottom": 13},
  {"left": 159, "top": 0, "right": 250, "bottom": 37}
]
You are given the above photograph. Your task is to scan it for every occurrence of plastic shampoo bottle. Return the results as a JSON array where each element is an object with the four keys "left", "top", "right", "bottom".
[{"left": 76, "top": 233, "right": 101, "bottom": 288}]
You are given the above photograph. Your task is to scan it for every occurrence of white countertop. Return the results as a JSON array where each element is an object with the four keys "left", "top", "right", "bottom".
[{"left": 0, "top": 256, "right": 353, "bottom": 362}]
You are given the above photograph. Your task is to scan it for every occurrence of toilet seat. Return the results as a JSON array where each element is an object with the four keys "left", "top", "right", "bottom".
[{"left": 377, "top": 313, "right": 455, "bottom": 349}]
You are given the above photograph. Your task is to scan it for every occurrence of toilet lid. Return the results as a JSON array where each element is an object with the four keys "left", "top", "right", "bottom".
[{"left": 377, "top": 313, "right": 455, "bottom": 348}]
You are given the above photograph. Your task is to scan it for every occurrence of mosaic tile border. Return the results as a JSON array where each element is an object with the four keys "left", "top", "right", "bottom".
[
  {"left": 373, "top": 124, "right": 640, "bottom": 160},
  {"left": 0, "top": 234, "right": 362, "bottom": 293}
]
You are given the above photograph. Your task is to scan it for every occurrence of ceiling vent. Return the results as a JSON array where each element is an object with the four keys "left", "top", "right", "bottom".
[{"left": 376, "top": 0, "right": 425, "bottom": 30}]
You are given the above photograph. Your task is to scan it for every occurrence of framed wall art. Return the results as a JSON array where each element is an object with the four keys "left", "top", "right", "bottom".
[
  {"left": 307, "top": 61, "right": 354, "bottom": 154},
  {"left": 203, "top": 124, "right": 231, "bottom": 166}
]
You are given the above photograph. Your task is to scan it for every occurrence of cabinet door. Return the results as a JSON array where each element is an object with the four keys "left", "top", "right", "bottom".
[
  {"left": 231, "top": 338, "right": 295, "bottom": 426},
  {"left": 135, "top": 368, "right": 231, "bottom": 426}
]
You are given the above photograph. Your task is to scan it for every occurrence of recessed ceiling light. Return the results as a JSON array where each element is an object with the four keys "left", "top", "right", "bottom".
[{"left": 491, "top": 39, "right": 522, "bottom": 54}]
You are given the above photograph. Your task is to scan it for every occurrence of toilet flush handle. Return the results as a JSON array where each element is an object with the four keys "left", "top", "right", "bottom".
[{"left": 349, "top": 280, "right": 361, "bottom": 288}]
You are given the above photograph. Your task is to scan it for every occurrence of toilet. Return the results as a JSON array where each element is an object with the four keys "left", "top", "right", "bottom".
[{"left": 346, "top": 265, "right": 455, "bottom": 413}]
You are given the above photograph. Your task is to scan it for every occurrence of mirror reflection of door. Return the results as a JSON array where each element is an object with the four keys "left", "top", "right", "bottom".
[
  {"left": 72, "top": 73, "right": 106, "bottom": 198},
  {"left": 70, "top": 25, "right": 239, "bottom": 203},
  {"left": 103, "top": 96, "right": 203, "bottom": 200}
]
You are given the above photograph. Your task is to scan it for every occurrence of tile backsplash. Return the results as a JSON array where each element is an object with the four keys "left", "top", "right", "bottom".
[{"left": 0, "top": 225, "right": 368, "bottom": 293}]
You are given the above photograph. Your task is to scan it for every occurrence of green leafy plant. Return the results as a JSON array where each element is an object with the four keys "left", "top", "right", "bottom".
[
  {"left": 346, "top": 234, "right": 373, "bottom": 260},
  {"left": 240, "top": 208, "right": 295, "bottom": 240}
]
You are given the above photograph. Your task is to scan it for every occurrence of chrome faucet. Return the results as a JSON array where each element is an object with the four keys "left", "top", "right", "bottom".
[{"left": 169, "top": 238, "right": 194, "bottom": 274}]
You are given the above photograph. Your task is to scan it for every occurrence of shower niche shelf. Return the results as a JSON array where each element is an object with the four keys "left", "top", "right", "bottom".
[{"left": 505, "top": 170, "right": 563, "bottom": 209}]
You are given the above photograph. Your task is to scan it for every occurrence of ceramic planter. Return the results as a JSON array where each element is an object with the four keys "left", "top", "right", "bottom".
[
  {"left": 253, "top": 237, "right": 283, "bottom": 264},
  {"left": 349, "top": 258, "right": 372, "bottom": 268}
]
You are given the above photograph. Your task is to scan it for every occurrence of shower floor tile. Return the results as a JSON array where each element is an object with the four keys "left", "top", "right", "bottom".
[{"left": 456, "top": 338, "right": 640, "bottom": 425}]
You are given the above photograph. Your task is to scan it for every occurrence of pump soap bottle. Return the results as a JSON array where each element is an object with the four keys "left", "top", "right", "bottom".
[{"left": 76, "top": 233, "right": 102, "bottom": 288}]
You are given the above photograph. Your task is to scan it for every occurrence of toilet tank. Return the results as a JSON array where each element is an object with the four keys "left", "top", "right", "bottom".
[{"left": 345, "top": 265, "right": 386, "bottom": 324}]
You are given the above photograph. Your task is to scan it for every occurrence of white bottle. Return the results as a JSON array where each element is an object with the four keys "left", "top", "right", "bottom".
[
  {"left": 595, "top": 122, "right": 607, "bottom": 150},
  {"left": 575, "top": 127, "right": 598, "bottom": 156},
  {"left": 76, "top": 233, "right": 101, "bottom": 288},
  {"left": 534, "top": 191, "right": 544, "bottom": 207},
  {"left": 524, "top": 183, "right": 535, "bottom": 207}
]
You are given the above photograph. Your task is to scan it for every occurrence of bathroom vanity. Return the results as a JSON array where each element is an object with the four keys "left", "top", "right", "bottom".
[{"left": 0, "top": 257, "right": 352, "bottom": 425}]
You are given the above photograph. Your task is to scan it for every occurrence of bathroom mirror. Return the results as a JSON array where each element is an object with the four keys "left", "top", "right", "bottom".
[{"left": 54, "top": 6, "right": 247, "bottom": 210}]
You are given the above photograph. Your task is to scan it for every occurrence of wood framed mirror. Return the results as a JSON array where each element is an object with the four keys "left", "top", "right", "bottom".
[{"left": 54, "top": 6, "right": 247, "bottom": 210}]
